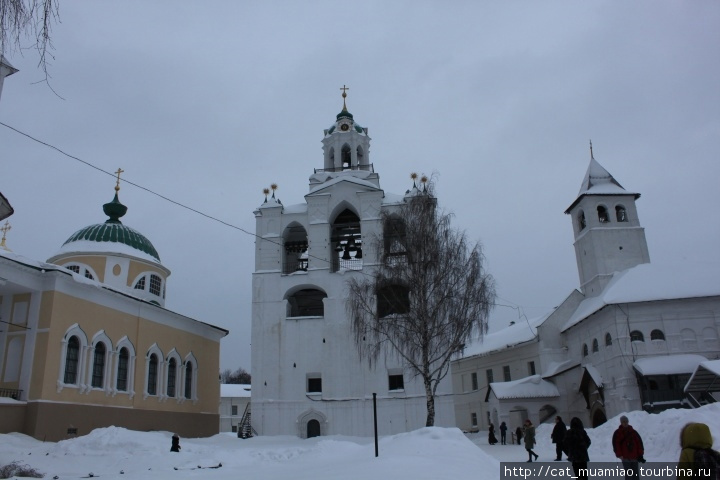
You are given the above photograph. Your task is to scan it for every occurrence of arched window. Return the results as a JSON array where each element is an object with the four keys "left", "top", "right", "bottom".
[
  {"left": 592, "top": 338, "right": 599, "bottom": 353},
  {"left": 578, "top": 210, "right": 586, "bottom": 231},
  {"left": 147, "top": 354, "right": 159, "bottom": 396},
  {"left": 605, "top": 333, "right": 612, "bottom": 346},
  {"left": 167, "top": 358, "right": 177, "bottom": 397},
  {"left": 597, "top": 205, "right": 609, "bottom": 223},
  {"left": 283, "top": 224, "right": 309, "bottom": 274},
  {"left": 184, "top": 361, "right": 193, "bottom": 400},
  {"left": 356, "top": 145, "right": 365, "bottom": 166},
  {"left": 331, "top": 209, "right": 362, "bottom": 272},
  {"left": 383, "top": 216, "right": 407, "bottom": 266},
  {"left": 630, "top": 330, "right": 644, "bottom": 342},
  {"left": 287, "top": 289, "right": 326, "bottom": 317},
  {"left": 377, "top": 284, "right": 410, "bottom": 318},
  {"left": 91, "top": 342, "right": 107, "bottom": 388},
  {"left": 116, "top": 347, "right": 129, "bottom": 391},
  {"left": 615, "top": 205, "right": 627, "bottom": 222},
  {"left": 64, "top": 263, "right": 96, "bottom": 280},
  {"left": 149, "top": 274, "right": 162, "bottom": 296},
  {"left": 650, "top": 329, "right": 665, "bottom": 341},
  {"left": 134, "top": 276, "right": 146, "bottom": 291},
  {"left": 64, "top": 336, "right": 80, "bottom": 384},
  {"left": 582, "top": 344, "right": 588, "bottom": 357},
  {"left": 341, "top": 144, "right": 351, "bottom": 170}
]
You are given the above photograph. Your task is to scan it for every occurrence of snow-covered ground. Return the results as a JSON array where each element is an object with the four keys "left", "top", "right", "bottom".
[{"left": 1, "top": 404, "right": 718, "bottom": 480}]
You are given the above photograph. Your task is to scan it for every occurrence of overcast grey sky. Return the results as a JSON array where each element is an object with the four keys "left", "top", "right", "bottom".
[{"left": 2, "top": 2, "right": 719, "bottom": 372}]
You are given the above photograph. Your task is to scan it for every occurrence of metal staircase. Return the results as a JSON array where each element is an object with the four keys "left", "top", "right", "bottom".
[{"left": 238, "top": 402, "right": 257, "bottom": 439}]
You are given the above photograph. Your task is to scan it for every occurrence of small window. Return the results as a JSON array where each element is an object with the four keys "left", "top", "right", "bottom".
[
  {"left": 307, "top": 377, "right": 322, "bottom": 393},
  {"left": 503, "top": 365, "right": 511, "bottom": 382},
  {"left": 64, "top": 336, "right": 80, "bottom": 384},
  {"left": 605, "top": 333, "right": 612, "bottom": 346},
  {"left": 91, "top": 342, "right": 106, "bottom": 388},
  {"left": 377, "top": 284, "right": 410, "bottom": 317},
  {"left": 651, "top": 329, "right": 665, "bottom": 341},
  {"left": 149, "top": 274, "right": 162, "bottom": 296},
  {"left": 67, "top": 427, "right": 78, "bottom": 435},
  {"left": 471, "top": 372, "right": 478, "bottom": 391},
  {"left": 116, "top": 348, "right": 129, "bottom": 391},
  {"left": 616, "top": 205, "right": 627, "bottom": 222},
  {"left": 471, "top": 412, "right": 478, "bottom": 428},
  {"left": 597, "top": 205, "right": 609, "bottom": 223},
  {"left": 630, "top": 330, "right": 645, "bottom": 342},
  {"left": 486, "top": 369, "right": 494, "bottom": 385},
  {"left": 134, "top": 277, "right": 146, "bottom": 290},
  {"left": 578, "top": 210, "right": 586, "bottom": 231},
  {"left": 184, "top": 362, "right": 193, "bottom": 399},
  {"left": 528, "top": 361, "right": 536, "bottom": 376},
  {"left": 389, "top": 374, "right": 404, "bottom": 391},
  {"left": 582, "top": 344, "right": 588, "bottom": 357},
  {"left": 67, "top": 265, "right": 80, "bottom": 274},
  {"left": 148, "top": 354, "right": 158, "bottom": 395},
  {"left": 167, "top": 358, "right": 177, "bottom": 397},
  {"left": 232, "top": 405, "right": 238, "bottom": 416},
  {"left": 592, "top": 338, "right": 599, "bottom": 353}
]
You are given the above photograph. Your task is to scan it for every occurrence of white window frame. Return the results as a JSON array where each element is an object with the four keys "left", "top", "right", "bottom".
[
  {"left": 144, "top": 343, "right": 165, "bottom": 400},
  {"left": 113, "top": 336, "right": 136, "bottom": 398},
  {"left": 165, "top": 348, "right": 182, "bottom": 401},
  {"left": 57, "top": 324, "right": 88, "bottom": 393}
]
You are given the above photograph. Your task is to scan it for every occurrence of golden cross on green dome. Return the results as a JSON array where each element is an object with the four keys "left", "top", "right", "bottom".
[
  {"left": 114, "top": 168, "right": 124, "bottom": 192},
  {"left": 340, "top": 85, "right": 349, "bottom": 110}
]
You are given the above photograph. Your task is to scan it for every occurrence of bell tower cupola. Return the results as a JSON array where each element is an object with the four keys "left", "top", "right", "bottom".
[
  {"left": 319, "top": 85, "right": 372, "bottom": 174},
  {"left": 564, "top": 143, "right": 650, "bottom": 297}
]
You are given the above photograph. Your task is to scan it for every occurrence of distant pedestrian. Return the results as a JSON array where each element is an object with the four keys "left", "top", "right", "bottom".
[
  {"left": 500, "top": 422, "right": 508, "bottom": 445},
  {"left": 563, "top": 417, "right": 591, "bottom": 480},
  {"left": 552, "top": 416, "right": 567, "bottom": 461},
  {"left": 488, "top": 423, "right": 498, "bottom": 445},
  {"left": 516, "top": 426, "right": 523, "bottom": 445},
  {"left": 523, "top": 419, "right": 539, "bottom": 462},
  {"left": 612, "top": 415, "right": 645, "bottom": 479},
  {"left": 170, "top": 433, "right": 181, "bottom": 452}
]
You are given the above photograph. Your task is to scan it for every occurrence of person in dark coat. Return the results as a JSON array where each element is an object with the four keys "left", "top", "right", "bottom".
[
  {"left": 170, "top": 433, "right": 181, "bottom": 452},
  {"left": 499, "top": 422, "right": 508, "bottom": 445},
  {"left": 488, "top": 423, "right": 498, "bottom": 445},
  {"left": 563, "top": 417, "right": 591, "bottom": 480},
  {"left": 612, "top": 415, "right": 645, "bottom": 479},
  {"left": 551, "top": 416, "right": 567, "bottom": 461},
  {"left": 516, "top": 426, "right": 523, "bottom": 445},
  {"left": 523, "top": 419, "right": 539, "bottom": 462}
]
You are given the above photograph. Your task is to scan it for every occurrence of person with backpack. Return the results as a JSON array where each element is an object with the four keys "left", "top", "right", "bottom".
[
  {"left": 563, "top": 417, "right": 591, "bottom": 480},
  {"left": 678, "top": 422, "right": 720, "bottom": 479},
  {"left": 612, "top": 415, "right": 645, "bottom": 479}
]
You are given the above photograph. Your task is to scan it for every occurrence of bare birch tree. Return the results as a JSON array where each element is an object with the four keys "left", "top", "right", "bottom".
[{"left": 346, "top": 180, "right": 495, "bottom": 426}]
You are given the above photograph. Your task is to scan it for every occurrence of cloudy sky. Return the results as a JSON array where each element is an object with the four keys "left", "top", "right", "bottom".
[{"left": 2, "top": 2, "right": 718, "bottom": 371}]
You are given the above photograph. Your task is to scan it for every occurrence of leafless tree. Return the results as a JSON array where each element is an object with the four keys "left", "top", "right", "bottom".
[
  {"left": 1, "top": 0, "right": 59, "bottom": 80},
  {"left": 346, "top": 180, "right": 495, "bottom": 426},
  {"left": 220, "top": 367, "right": 251, "bottom": 385}
]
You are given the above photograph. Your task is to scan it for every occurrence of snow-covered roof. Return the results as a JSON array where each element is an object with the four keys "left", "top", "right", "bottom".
[
  {"left": 584, "top": 365, "right": 603, "bottom": 387},
  {"left": 633, "top": 354, "right": 707, "bottom": 376},
  {"left": 561, "top": 261, "right": 720, "bottom": 332},
  {"left": 541, "top": 359, "right": 580, "bottom": 378},
  {"left": 307, "top": 175, "right": 382, "bottom": 196},
  {"left": 565, "top": 157, "right": 640, "bottom": 213},
  {"left": 487, "top": 375, "right": 559, "bottom": 400},
  {"left": 461, "top": 313, "right": 549, "bottom": 358},
  {"left": 49, "top": 239, "right": 162, "bottom": 265},
  {"left": 697, "top": 360, "right": 720, "bottom": 377},
  {"left": 220, "top": 384, "right": 251, "bottom": 398}
]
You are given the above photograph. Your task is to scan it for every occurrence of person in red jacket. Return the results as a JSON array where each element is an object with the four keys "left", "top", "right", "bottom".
[{"left": 612, "top": 416, "right": 645, "bottom": 479}]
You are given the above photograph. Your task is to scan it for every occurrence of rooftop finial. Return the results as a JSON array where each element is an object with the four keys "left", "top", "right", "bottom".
[
  {"left": 0, "top": 220, "right": 11, "bottom": 250},
  {"left": 589, "top": 140, "right": 594, "bottom": 160},
  {"left": 114, "top": 168, "right": 124, "bottom": 193},
  {"left": 340, "top": 84, "right": 349, "bottom": 111}
]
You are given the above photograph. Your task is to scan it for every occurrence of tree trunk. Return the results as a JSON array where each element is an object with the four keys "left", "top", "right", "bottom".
[{"left": 424, "top": 377, "right": 435, "bottom": 427}]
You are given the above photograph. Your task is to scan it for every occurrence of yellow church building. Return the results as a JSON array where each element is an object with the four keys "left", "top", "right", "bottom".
[{"left": 0, "top": 182, "right": 228, "bottom": 441}]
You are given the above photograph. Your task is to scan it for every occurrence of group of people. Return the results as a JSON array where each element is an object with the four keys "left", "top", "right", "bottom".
[{"left": 488, "top": 416, "right": 719, "bottom": 480}]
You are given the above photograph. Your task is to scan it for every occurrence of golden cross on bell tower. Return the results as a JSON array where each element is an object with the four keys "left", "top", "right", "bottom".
[
  {"left": 114, "top": 168, "right": 124, "bottom": 192},
  {"left": 589, "top": 140, "right": 594, "bottom": 160},
  {"left": 340, "top": 85, "right": 349, "bottom": 110},
  {"left": 0, "top": 220, "right": 11, "bottom": 249}
]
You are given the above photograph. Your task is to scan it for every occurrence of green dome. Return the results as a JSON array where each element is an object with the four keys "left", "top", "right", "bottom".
[
  {"left": 336, "top": 109, "right": 354, "bottom": 120},
  {"left": 59, "top": 193, "right": 160, "bottom": 262},
  {"left": 62, "top": 223, "right": 160, "bottom": 261}
]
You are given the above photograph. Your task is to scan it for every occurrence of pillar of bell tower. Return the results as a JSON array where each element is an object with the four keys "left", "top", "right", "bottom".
[{"left": 565, "top": 148, "right": 650, "bottom": 297}]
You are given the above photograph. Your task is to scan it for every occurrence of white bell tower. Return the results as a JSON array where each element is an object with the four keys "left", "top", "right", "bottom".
[{"left": 565, "top": 144, "right": 650, "bottom": 297}]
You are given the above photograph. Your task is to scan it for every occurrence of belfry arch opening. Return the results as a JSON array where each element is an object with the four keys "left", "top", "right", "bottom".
[
  {"left": 331, "top": 209, "right": 362, "bottom": 272},
  {"left": 283, "top": 223, "right": 309, "bottom": 274},
  {"left": 341, "top": 144, "right": 352, "bottom": 170}
]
